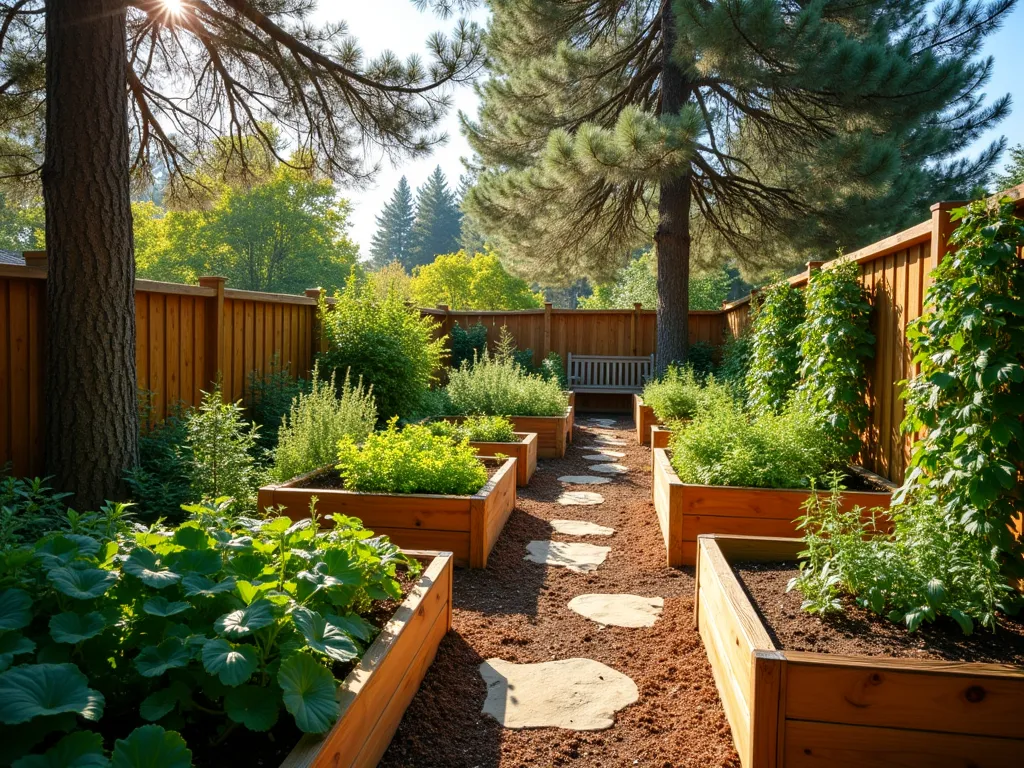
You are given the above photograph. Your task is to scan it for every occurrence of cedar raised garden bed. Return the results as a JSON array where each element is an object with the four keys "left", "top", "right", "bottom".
[
  {"left": 257, "top": 457, "right": 517, "bottom": 568},
  {"left": 650, "top": 424, "right": 673, "bottom": 448},
  {"left": 652, "top": 448, "right": 894, "bottom": 567},
  {"left": 506, "top": 406, "right": 573, "bottom": 459},
  {"left": 694, "top": 535, "right": 1024, "bottom": 767},
  {"left": 282, "top": 550, "right": 453, "bottom": 768},
  {"left": 633, "top": 394, "right": 661, "bottom": 445},
  {"left": 467, "top": 431, "right": 537, "bottom": 487}
]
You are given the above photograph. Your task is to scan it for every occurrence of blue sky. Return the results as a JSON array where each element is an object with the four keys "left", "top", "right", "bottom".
[{"left": 317, "top": 0, "right": 1024, "bottom": 257}]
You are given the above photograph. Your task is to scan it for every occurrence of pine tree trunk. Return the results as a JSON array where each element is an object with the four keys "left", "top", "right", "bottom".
[
  {"left": 42, "top": 0, "right": 138, "bottom": 507},
  {"left": 654, "top": 0, "right": 691, "bottom": 375}
]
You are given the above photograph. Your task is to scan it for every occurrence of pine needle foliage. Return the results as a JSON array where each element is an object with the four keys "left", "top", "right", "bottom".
[
  {"left": 797, "top": 260, "right": 875, "bottom": 458},
  {"left": 272, "top": 366, "right": 377, "bottom": 482},
  {"left": 370, "top": 177, "right": 416, "bottom": 269},
  {"left": 745, "top": 280, "right": 805, "bottom": 416}
]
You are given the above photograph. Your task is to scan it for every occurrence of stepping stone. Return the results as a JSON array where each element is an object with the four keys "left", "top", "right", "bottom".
[
  {"left": 594, "top": 436, "right": 627, "bottom": 445},
  {"left": 480, "top": 658, "right": 638, "bottom": 731},
  {"left": 525, "top": 540, "right": 610, "bottom": 572},
  {"left": 583, "top": 453, "right": 626, "bottom": 461},
  {"left": 557, "top": 475, "right": 611, "bottom": 485},
  {"left": 550, "top": 519, "right": 614, "bottom": 537},
  {"left": 589, "top": 463, "right": 628, "bottom": 475},
  {"left": 557, "top": 491, "right": 605, "bottom": 506},
  {"left": 568, "top": 594, "right": 664, "bottom": 628}
]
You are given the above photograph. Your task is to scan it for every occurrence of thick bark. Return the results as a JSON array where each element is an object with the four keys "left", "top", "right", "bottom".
[
  {"left": 42, "top": 0, "right": 138, "bottom": 507},
  {"left": 654, "top": 0, "right": 691, "bottom": 374}
]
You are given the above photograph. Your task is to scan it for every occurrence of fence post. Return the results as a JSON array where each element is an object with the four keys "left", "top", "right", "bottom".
[
  {"left": 929, "top": 201, "right": 962, "bottom": 267},
  {"left": 543, "top": 302, "right": 552, "bottom": 358},
  {"left": 305, "top": 287, "right": 327, "bottom": 359},
  {"left": 631, "top": 302, "right": 642, "bottom": 355},
  {"left": 199, "top": 276, "right": 226, "bottom": 398}
]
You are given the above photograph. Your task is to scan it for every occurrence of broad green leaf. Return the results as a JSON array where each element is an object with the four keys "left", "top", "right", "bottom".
[
  {"left": 49, "top": 612, "right": 107, "bottom": 644},
  {"left": 139, "top": 682, "right": 191, "bottom": 722},
  {"left": 0, "top": 663, "right": 104, "bottom": 724},
  {"left": 142, "top": 598, "right": 190, "bottom": 618},
  {"left": 0, "top": 633, "right": 35, "bottom": 671},
  {"left": 234, "top": 579, "right": 276, "bottom": 606},
  {"left": 224, "top": 685, "right": 279, "bottom": 732},
  {"left": 170, "top": 549, "right": 221, "bottom": 576},
  {"left": 110, "top": 726, "right": 191, "bottom": 768},
  {"left": 278, "top": 653, "right": 339, "bottom": 733},
  {"left": 292, "top": 608, "right": 359, "bottom": 663},
  {"left": 124, "top": 548, "right": 181, "bottom": 589},
  {"left": 172, "top": 525, "right": 209, "bottom": 550},
  {"left": 181, "top": 574, "right": 236, "bottom": 597},
  {"left": 263, "top": 517, "right": 292, "bottom": 534},
  {"left": 328, "top": 613, "right": 376, "bottom": 643},
  {"left": 11, "top": 730, "right": 109, "bottom": 768},
  {"left": 0, "top": 589, "right": 32, "bottom": 631},
  {"left": 214, "top": 599, "right": 274, "bottom": 638},
  {"left": 201, "top": 639, "right": 258, "bottom": 686},
  {"left": 225, "top": 554, "right": 265, "bottom": 581},
  {"left": 134, "top": 639, "right": 189, "bottom": 678},
  {"left": 47, "top": 567, "right": 118, "bottom": 600}
]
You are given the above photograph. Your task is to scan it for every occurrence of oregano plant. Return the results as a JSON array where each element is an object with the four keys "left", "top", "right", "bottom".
[
  {"left": 745, "top": 278, "right": 805, "bottom": 416},
  {"left": 797, "top": 259, "right": 875, "bottom": 459}
]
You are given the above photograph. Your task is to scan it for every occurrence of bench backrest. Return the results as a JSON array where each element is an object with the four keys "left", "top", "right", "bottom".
[{"left": 567, "top": 353, "right": 655, "bottom": 393}]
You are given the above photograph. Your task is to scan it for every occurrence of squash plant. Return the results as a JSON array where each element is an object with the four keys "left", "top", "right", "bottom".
[
  {"left": 0, "top": 500, "right": 420, "bottom": 765},
  {"left": 797, "top": 258, "right": 875, "bottom": 458}
]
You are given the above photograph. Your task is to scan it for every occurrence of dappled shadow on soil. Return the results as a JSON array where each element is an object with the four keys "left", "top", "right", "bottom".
[{"left": 380, "top": 416, "right": 740, "bottom": 767}]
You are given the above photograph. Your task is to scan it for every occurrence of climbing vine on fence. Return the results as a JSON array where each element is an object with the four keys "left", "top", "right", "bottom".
[{"left": 744, "top": 278, "right": 805, "bottom": 416}]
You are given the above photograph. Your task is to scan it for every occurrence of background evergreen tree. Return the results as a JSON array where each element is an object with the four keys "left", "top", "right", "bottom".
[
  {"left": 370, "top": 176, "right": 416, "bottom": 269},
  {"left": 410, "top": 166, "right": 462, "bottom": 266},
  {"left": 457, "top": 172, "right": 488, "bottom": 253},
  {"left": 465, "top": 0, "right": 1011, "bottom": 370},
  {"left": 993, "top": 144, "right": 1024, "bottom": 190}
]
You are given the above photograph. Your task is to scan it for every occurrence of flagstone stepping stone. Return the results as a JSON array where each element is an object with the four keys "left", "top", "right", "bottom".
[
  {"left": 550, "top": 519, "right": 614, "bottom": 537},
  {"left": 480, "top": 657, "right": 638, "bottom": 731},
  {"left": 582, "top": 449, "right": 625, "bottom": 459},
  {"left": 557, "top": 475, "right": 611, "bottom": 485},
  {"left": 556, "top": 491, "right": 605, "bottom": 506},
  {"left": 525, "top": 540, "right": 610, "bottom": 572},
  {"left": 567, "top": 594, "right": 664, "bottom": 628},
  {"left": 593, "top": 436, "right": 627, "bottom": 445},
  {"left": 589, "top": 463, "right": 628, "bottom": 475}
]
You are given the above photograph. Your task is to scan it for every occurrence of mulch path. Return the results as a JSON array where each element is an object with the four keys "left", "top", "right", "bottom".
[
  {"left": 736, "top": 561, "right": 1024, "bottom": 664},
  {"left": 379, "top": 416, "right": 739, "bottom": 768}
]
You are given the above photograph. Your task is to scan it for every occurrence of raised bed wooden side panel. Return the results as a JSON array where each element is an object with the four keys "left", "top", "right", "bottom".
[
  {"left": 651, "top": 425, "right": 672, "bottom": 449},
  {"left": 633, "top": 395, "right": 661, "bottom": 445},
  {"left": 652, "top": 450, "right": 892, "bottom": 566},
  {"left": 508, "top": 407, "right": 572, "bottom": 458},
  {"left": 282, "top": 551, "right": 453, "bottom": 768},
  {"left": 257, "top": 459, "right": 517, "bottom": 567},
  {"left": 696, "top": 535, "right": 1024, "bottom": 768},
  {"left": 469, "top": 432, "right": 538, "bottom": 486}
]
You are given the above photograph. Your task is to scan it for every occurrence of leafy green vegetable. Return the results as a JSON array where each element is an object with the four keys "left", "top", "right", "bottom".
[
  {"left": 0, "top": 664, "right": 104, "bottom": 724},
  {"left": 48, "top": 612, "right": 107, "bottom": 644},
  {"left": 110, "top": 726, "right": 191, "bottom": 768},
  {"left": 278, "top": 653, "right": 341, "bottom": 734}
]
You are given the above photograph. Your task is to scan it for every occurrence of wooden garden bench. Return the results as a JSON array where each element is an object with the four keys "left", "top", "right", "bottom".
[{"left": 567, "top": 353, "right": 655, "bottom": 394}]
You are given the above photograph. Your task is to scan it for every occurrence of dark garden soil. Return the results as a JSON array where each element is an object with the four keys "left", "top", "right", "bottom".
[
  {"left": 735, "top": 561, "right": 1024, "bottom": 664},
  {"left": 379, "top": 416, "right": 740, "bottom": 768}
]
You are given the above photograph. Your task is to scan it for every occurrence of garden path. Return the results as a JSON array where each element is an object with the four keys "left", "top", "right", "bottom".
[{"left": 379, "top": 416, "right": 739, "bottom": 767}]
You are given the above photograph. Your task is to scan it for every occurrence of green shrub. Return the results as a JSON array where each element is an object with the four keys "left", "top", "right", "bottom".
[
  {"left": 0, "top": 503, "right": 419, "bottom": 764},
  {"left": 125, "top": 392, "right": 193, "bottom": 521},
  {"left": 186, "top": 388, "right": 261, "bottom": 508},
  {"left": 445, "top": 349, "right": 569, "bottom": 417},
  {"left": 794, "top": 198, "right": 1024, "bottom": 634},
  {"left": 669, "top": 400, "right": 841, "bottom": 489},
  {"left": 336, "top": 419, "right": 489, "bottom": 495},
  {"left": 272, "top": 366, "right": 377, "bottom": 482},
  {"left": 449, "top": 322, "right": 488, "bottom": 370},
  {"left": 687, "top": 341, "right": 716, "bottom": 380},
  {"left": 0, "top": 475, "right": 72, "bottom": 548},
  {"left": 541, "top": 351, "right": 568, "bottom": 390},
  {"left": 717, "top": 327, "right": 752, "bottom": 398},
  {"left": 246, "top": 354, "right": 310, "bottom": 453},
  {"left": 428, "top": 415, "right": 518, "bottom": 443},
  {"left": 319, "top": 273, "right": 444, "bottom": 419},
  {"left": 797, "top": 259, "right": 874, "bottom": 458},
  {"left": 642, "top": 365, "right": 704, "bottom": 421},
  {"left": 410, "top": 387, "right": 453, "bottom": 421},
  {"left": 745, "top": 279, "right": 805, "bottom": 416}
]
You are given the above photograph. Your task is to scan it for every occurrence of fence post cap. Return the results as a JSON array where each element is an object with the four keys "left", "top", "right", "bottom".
[
  {"left": 929, "top": 200, "right": 967, "bottom": 213},
  {"left": 198, "top": 275, "right": 227, "bottom": 287},
  {"left": 304, "top": 287, "right": 324, "bottom": 298},
  {"left": 22, "top": 250, "right": 46, "bottom": 269}
]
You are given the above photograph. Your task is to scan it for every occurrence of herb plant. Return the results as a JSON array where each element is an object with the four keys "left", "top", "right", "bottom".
[
  {"left": 272, "top": 366, "right": 377, "bottom": 483},
  {"left": 642, "top": 365, "right": 705, "bottom": 421},
  {"left": 246, "top": 354, "right": 310, "bottom": 453},
  {"left": 797, "top": 259, "right": 874, "bottom": 458},
  {"left": 186, "top": 388, "right": 261, "bottom": 509},
  {"left": 0, "top": 476, "right": 72, "bottom": 547},
  {"left": 319, "top": 273, "right": 444, "bottom": 419},
  {"left": 445, "top": 350, "right": 568, "bottom": 417},
  {"left": 428, "top": 416, "right": 518, "bottom": 443},
  {"left": 745, "top": 278, "right": 805, "bottom": 416},
  {"left": 336, "top": 419, "right": 489, "bottom": 495},
  {"left": 0, "top": 504, "right": 419, "bottom": 765}
]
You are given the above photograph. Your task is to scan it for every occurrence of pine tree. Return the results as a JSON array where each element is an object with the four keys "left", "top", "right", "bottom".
[
  {"left": 457, "top": 172, "right": 488, "bottom": 253},
  {"left": 370, "top": 176, "right": 416, "bottom": 269},
  {"left": 993, "top": 144, "right": 1024, "bottom": 191},
  {"left": 465, "top": 0, "right": 1011, "bottom": 370},
  {"left": 409, "top": 166, "right": 462, "bottom": 266},
  {"left": 0, "top": 0, "right": 482, "bottom": 505}
]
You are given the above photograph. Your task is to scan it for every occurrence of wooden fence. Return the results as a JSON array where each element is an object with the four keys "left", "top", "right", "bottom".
[{"left": 3, "top": 183, "right": 1022, "bottom": 483}]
